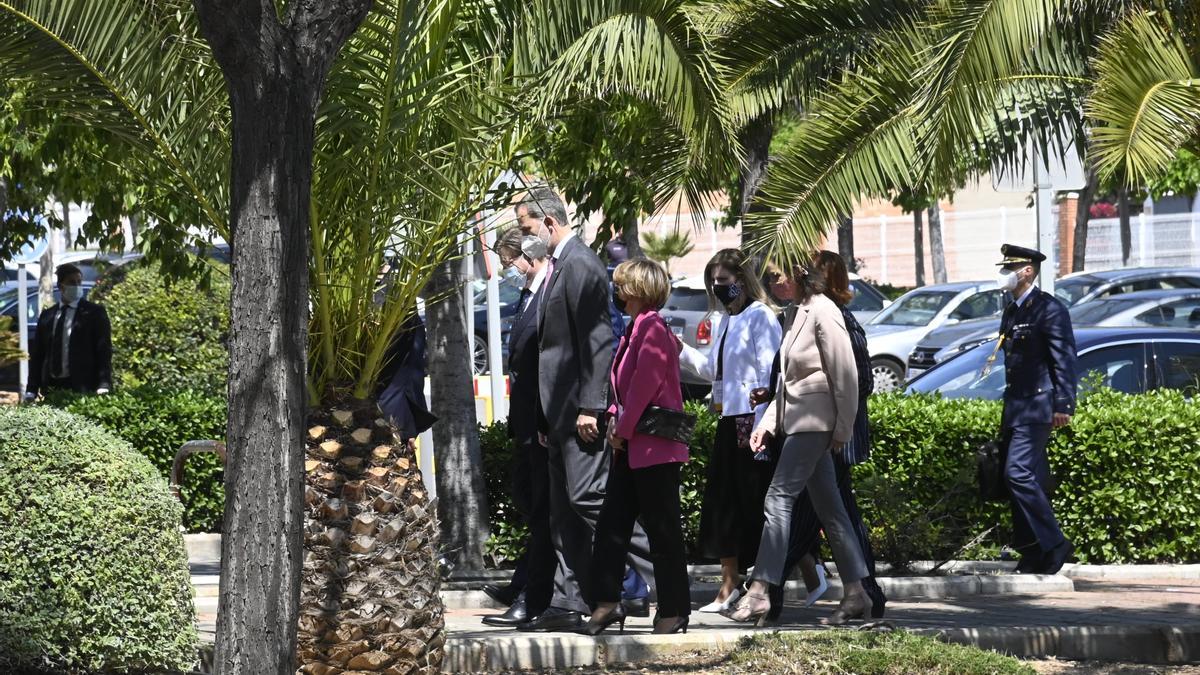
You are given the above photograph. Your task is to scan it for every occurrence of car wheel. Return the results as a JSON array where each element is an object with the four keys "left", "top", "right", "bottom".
[
  {"left": 871, "top": 358, "right": 905, "bottom": 393},
  {"left": 473, "top": 337, "right": 489, "bottom": 375}
]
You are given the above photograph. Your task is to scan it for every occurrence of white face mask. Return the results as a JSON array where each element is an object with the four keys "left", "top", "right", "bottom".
[
  {"left": 61, "top": 284, "right": 83, "bottom": 304},
  {"left": 996, "top": 268, "right": 1020, "bottom": 292}
]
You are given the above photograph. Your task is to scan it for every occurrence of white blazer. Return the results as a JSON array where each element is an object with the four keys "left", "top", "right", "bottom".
[{"left": 680, "top": 300, "right": 781, "bottom": 423}]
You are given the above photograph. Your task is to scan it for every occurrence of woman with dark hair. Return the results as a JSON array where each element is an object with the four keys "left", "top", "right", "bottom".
[
  {"left": 677, "top": 248, "right": 781, "bottom": 613},
  {"left": 730, "top": 259, "right": 873, "bottom": 626},
  {"left": 758, "top": 251, "right": 887, "bottom": 622}
]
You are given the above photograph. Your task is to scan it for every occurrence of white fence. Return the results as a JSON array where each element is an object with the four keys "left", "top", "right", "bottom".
[{"left": 1085, "top": 212, "right": 1200, "bottom": 271}]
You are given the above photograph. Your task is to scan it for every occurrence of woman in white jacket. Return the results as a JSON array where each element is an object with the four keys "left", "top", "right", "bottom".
[{"left": 678, "top": 248, "right": 781, "bottom": 612}]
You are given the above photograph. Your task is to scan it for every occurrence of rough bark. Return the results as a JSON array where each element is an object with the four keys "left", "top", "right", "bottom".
[
  {"left": 193, "top": 1, "right": 371, "bottom": 674},
  {"left": 737, "top": 115, "right": 774, "bottom": 248},
  {"left": 928, "top": 202, "right": 947, "bottom": 284},
  {"left": 1118, "top": 186, "right": 1132, "bottom": 265},
  {"left": 913, "top": 209, "right": 925, "bottom": 286},
  {"left": 837, "top": 214, "right": 856, "bottom": 271},
  {"left": 425, "top": 257, "right": 489, "bottom": 570},
  {"left": 622, "top": 214, "right": 645, "bottom": 259},
  {"left": 1072, "top": 169, "right": 1099, "bottom": 272},
  {"left": 37, "top": 239, "right": 54, "bottom": 310}
]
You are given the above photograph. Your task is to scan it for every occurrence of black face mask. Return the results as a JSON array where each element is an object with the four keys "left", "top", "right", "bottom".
[
  {"left": 713, "top": 282, "right": 743, "bottom": 308},
  {"left": 612, "top": 287, "right": 628, "bottom": 314}
]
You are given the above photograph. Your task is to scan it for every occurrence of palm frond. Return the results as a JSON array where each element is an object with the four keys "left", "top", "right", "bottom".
[{"left": 1087, "top": 8, "right": 1200, "bottom": 186}]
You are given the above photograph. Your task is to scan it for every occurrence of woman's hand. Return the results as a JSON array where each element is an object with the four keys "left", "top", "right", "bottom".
[
  {"left": 749, "top": 387, "right": 770, "bottom": 407},
  {"left": 830, "top": 439, "right": 847, "bottom": 453},
  {"left": 750, "top": 428, "right": 771, "bottom": 454},
  {"left": 607, "top": 425, "right": 625, "bottom": 451}
]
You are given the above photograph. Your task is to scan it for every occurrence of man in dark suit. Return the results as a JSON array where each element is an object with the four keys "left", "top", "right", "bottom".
[
  {"left": 376, "top": 312, "right": 437, "bottom": 447},
  {"left": 25, "top": 263, "right": 112, "bottom": 400},
  {"left": 996, "top": 244, "right": 1077, "bottom": 575},
  {"left": 512, "top": 186, "right": 656, "bottom": 632}
]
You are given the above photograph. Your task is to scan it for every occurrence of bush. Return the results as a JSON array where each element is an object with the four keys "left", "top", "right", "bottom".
[
  {"left": 480, "top": 389, "right": 1200, "bottom": 566},
  {"left": 731, "top": 632, "right": 1034, "bottom": 675},
  {"left": 0, "top": 406, "right": 198, "bottom": 673},
  {"left": 93, "top": 258, "right": 230, "bottom": 397},
  {"left": 47, "top": 387, "right": 227, "bottom": 534}
]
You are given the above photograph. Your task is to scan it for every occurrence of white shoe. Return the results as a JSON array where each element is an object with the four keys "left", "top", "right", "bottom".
[
  {"left": 804, "top": 565, "right": 830, "bottom": 607},
  {"left": 698, "top": 586, "right": 743, "bottom": 613}
]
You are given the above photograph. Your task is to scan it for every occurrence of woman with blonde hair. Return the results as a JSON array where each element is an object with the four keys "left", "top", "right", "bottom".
[{"left": 678, "top": 248, "right": 781, "bottom": 613}]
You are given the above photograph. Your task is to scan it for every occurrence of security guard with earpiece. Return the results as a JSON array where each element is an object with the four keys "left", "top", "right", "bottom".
[{"left": 995, "top": 244, "right": 1078, "bottom": 575}]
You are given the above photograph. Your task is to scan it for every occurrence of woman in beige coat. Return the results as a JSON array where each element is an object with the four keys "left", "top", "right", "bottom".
[{"left": 729, "top": 262, "right": 873, "bottom": 626}]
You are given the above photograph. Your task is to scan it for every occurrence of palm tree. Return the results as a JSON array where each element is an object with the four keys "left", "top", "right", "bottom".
[
  {"left": 0, "top": 0, "right": 733, "bottom": 671},
  {"left": 642, "top": 228, "right": 696, "bottom": 277}
]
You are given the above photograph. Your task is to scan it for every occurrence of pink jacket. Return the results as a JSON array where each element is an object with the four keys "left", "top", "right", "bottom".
[{"left": 607, "top": 310, "right": 690, "bottom": 469}]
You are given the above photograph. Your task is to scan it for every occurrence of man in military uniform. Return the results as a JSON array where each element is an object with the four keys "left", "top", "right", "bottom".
[{"left": 996, "top": 244, "right": 1077, "bottom": 575}]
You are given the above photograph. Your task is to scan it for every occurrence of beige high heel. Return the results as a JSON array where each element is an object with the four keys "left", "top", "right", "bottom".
[
  {"left": 728, "top": 591, "right": 771, "bottom": 624},
  {"left": 824, "top": 592, "right": 873, "bottom": 626}
]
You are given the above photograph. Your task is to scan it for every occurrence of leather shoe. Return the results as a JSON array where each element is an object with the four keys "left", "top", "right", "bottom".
[
  {"left": 517, "top": 607, "right": 584, "bottom": 632},
  {"left": 1036, "top": 540, "right": 1073, "bottom": 575},
  {"left": 481, "top": 583, "right": 519, "bottom": 607},
  {"left": 1014, "top": 552, "right": 1044, "bottom": 574},
  {"left": 482, "top": 592, "right": 528, "bottom": 627},
  {"left": 621, "top": 596, "right": 650, "bottom": 618}
]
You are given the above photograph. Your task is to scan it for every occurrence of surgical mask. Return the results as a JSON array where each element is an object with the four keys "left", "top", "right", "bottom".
[
  {"left": 612, "top": 287, "right": 627, "bottom": 314},
  {"left": 502, "top": 267, "right": 523, "bottom": 284},
  {"left": 61, "top": 284, "right": 83, "bottom": 304},
  {"left": 713, "top": 282, "right": 743, "bottom": 308},
  {"left": 996, "top": 268, "right": 1020, "bottom": 292}
]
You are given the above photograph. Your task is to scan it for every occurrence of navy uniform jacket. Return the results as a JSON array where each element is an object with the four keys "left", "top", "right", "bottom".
[{"left": 1000, "top": 289, "right": 1078, "bottom": 429}]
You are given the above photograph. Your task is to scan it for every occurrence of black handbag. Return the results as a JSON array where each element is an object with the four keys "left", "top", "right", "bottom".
[
  {"left": 976, "top": 439, "right": 1009, "bottom": 502},
  {"left": 635, "top": 406, "right": 697, "bottom": 445}
]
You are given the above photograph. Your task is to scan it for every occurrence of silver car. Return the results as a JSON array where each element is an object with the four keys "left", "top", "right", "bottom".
[
  {"left": 865, "top": 281, "right": 1005, "bottom": 392},
  {"left": 908, "top": 266, "right": 1200, "bottom": 376}
]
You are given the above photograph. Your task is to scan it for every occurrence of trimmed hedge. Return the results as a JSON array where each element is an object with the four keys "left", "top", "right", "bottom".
[
  {"left": 0, "top": 405, "right": 198, "bottom": 673},
  {"left": 46, "top": 388, "right": 227, "bottom": 534},
  {"left": 92, "top": 258, "right": 230, "bottom": 398},
  {"left": 481, "top": 389, "right": 1200, "bottom": 566}
]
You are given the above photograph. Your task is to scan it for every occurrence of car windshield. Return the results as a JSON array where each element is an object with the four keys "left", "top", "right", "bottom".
[
  {"left": 848, "top": 280, "right": 884, "bottom": 312},
  {"left": 473, "top": 276, "right": 523, "bottom": 307},
  {"left": 870, "top": 290, "right": 958, "bottom": 327},
  {"left": 906, "top": 342, "right": 1005, "bottom": 399},
  {"left": 664, "top": 287, "right": 710, "bottom": 313},
  {"left": 1054, "top": 278, "right": 1096, "bottom": 306},
  {"left": 1069, "top": 299, "right": 1144, "bottom": 325}
]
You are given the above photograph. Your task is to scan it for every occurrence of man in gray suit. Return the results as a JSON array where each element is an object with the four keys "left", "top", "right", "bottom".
[{"left": 513, "top": 185, "right": 653, "bottom": 631}]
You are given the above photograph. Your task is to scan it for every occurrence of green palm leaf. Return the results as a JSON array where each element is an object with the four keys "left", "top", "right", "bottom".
[{"left": 1087, "top": 8, "right": 1200, "bottom": 186}]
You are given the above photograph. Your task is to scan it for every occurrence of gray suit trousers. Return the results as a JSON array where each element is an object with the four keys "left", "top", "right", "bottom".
[
  {"left": 752, "top": 431, "right": 868, "bottom": 586},
  {"left": 546, "top": 433, "right": 656, "bottom": 614}
]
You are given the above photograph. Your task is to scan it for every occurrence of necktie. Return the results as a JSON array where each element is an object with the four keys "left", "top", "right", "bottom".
[
  {"left": 51, "top": 305, "right": 70, "bottom": 377},
  {"left": 513, "top": 288, "right": 532, "bottom": 327},
  {"left": 539, "top": 257, "right": 556, "bottom": 310}
]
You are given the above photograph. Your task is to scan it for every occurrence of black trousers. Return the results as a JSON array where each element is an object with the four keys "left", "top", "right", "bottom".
[
  {"left": 510, "top": 439, "right": 557, "bottom": 616},
  {"left": 1003, "top": 424, "right": 1064, "bottom": 553},
  {"left": 590, "top": 454, "right": 690, "bottom": 618},
  {"left": 696, "top": 415, "right": 775, "bottom": 569},
  {"left": 779, "top": 451, "right": 884, "bottom": 603}
]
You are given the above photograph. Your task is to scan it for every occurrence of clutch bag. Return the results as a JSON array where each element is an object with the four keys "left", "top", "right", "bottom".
[{"left": 634, "top": 405, "right": 697, "bottom": 445}]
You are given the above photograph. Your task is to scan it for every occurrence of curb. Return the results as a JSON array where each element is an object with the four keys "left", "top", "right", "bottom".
[
  {"left": 1062, "top": 564, "right": 1200, "bottom": 580},
  {"left": 923, "top": 622, "right": 1200, "bottom": 665}
]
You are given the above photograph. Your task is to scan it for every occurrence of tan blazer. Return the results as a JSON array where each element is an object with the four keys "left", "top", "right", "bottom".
[{"left": 758, "top": 294, "right": 859, "bottom": 443}]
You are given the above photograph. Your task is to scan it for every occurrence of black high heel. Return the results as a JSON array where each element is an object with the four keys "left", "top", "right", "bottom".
[
  {"left": 577, "top": 605, "right": 626, "bottom": 636},
  {"left": 653, "top": 616, "right": 689, "bottom": 634}
]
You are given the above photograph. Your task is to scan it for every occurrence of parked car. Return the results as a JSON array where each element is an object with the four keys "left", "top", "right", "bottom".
[
  {"left": 847, "top": 273, "right": 889, "bottom": 324},
  {"left": 659, "top": 276, "right": 721, "bottom": 399},
  {"left": 865, "top": 281, "right": 1004, "bottom": 392},
  {"left": 908, "top": 267, "right": 1200, "bottom": 377},
  {"left": 906, "top": 327, "right": 1200, "bottom": 399},
  {"left": 468, "top": 275, "right": 523, "bottom": 375},
  {"left": 1066, "top": 289, "right": 1200, "bottom": 328}
]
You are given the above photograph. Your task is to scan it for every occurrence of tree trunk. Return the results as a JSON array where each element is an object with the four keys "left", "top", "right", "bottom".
[
  {"left": 737, "top": 114, "right": 774, "bottom": 247},
  {"left": 1072, "top": 169, "right": 1099, "bottom": 272},
  {"left": 425, "top": 257, "right": 489, "bottom": 570},
  {"left": 928, "top": 202, "right": 947, "bottom": 283},
  {"left": 622, "top": 214, "right": 645, "bottom": 259},
  {"left": 193, "top": 2, "right": 370, "bottom": 674},
  {"left": 37, "top": 238, "right": 54, "bottom": 310},
  {"left": 1118, "top": 186, "right": 1132, "bottom": 265},
  {"left": 837, "top": 213, "right": 856, "bottom": 271},
  {"left": 913, "top": 209, "right": 925, "bottom": 286}
]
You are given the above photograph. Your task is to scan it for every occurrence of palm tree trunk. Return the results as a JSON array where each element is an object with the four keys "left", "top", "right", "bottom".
[
  {"left": 1118, "top": 187, "right": 1132, "bottom": 265},
  {"left": 193, "top": 2, "right": 370, "bottom": 674},
  {"left": 1072, "top": 169, "right": 1099, "bottom": 272},
  {"left": 425, "top": 257, "right": 489, "bottom": 570},
  {"left": 622, "top": 214, "right": 645, "bottom": 259},
  {"left": 837, "top": 213, "right": 856, "bottom": 271},
  {"left": 737, "top": 114, "right": 774, "bottom": 247},
  {"left": 913, "top": 209, "right": 925, "bottom": 286},
  {"left": 928, "top": 202, "right": 947, "bottom": 284}
]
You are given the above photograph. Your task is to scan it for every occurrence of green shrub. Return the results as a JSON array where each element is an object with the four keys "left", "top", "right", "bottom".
[
  {"left": 0, "top": 406, "right": 198, "bottom": 673},
  {"left": 94, "top": 258, "right": 230, "bottom": 397},
  {"left": 47, "top": 387, "right": 227, "bottom": 534}
]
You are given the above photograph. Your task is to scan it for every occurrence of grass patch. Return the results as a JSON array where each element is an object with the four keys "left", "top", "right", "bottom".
[{"left": 728, "top": 631, "right": 1035, "bottom": 675}]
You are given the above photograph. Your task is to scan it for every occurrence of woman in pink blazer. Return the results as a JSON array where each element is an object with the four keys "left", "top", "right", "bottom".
[{"left": 580, "top": 260, "right": 691, "bottom": 636}]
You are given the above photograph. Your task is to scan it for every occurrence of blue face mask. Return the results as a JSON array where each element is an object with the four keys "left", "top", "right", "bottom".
[{"left": 503, "top": 266, "right": 524, "bottom": 283}]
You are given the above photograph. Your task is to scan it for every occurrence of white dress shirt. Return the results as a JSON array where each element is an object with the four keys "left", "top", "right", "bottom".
[
  {"left": 680, "top": 300, "right": 782, "bottom": 423},
  {"left": 1014, "top": 284, "right": 1037, "bottom": 307}
]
